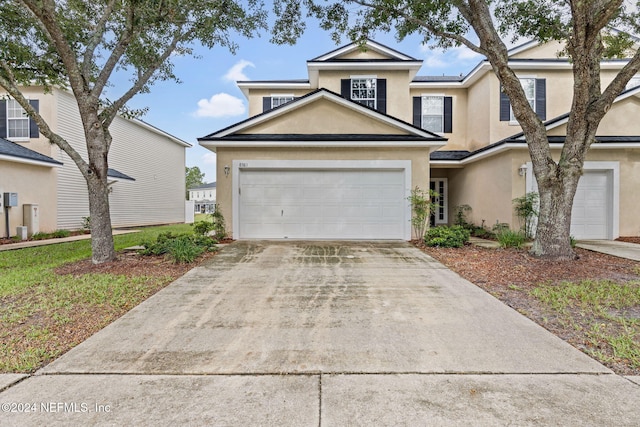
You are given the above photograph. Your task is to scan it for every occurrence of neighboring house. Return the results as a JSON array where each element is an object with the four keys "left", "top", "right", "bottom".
[
  {"left": 198, "top": 39, "right": 640, "bottom": 241},
  {"left": 0, "top": 86, "right": 191, "bottom": 238},
  {"left": 188, "top": 182, "right": 217, "bottom": 213}
]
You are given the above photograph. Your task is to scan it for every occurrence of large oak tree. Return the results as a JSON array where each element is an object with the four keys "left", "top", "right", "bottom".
[
  {"left": 304, "top": 0, "right": 640, "bottom": 259},
  {"left": 0, "top": 0, "right": 268, "bottom": 263}
]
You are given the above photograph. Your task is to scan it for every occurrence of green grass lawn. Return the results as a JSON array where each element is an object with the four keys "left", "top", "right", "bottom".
[{"left": 0, "top": 223, "right": 195, "bottom": 372}]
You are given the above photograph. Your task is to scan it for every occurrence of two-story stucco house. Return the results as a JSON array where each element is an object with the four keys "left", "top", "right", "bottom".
[
  {"left": 198, "top": 39, "right": 640, "bottom": 241},
  {"left": 0, "top": 86, "right": 190, "bottom": 238}
]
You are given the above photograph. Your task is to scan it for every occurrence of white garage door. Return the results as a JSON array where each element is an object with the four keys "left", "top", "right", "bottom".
[
  {"left": 570, "top": 171, "right": 611, "bottom": 239},
  {"left": 238, "top": 169, "right": 407, "bottom": 239}
]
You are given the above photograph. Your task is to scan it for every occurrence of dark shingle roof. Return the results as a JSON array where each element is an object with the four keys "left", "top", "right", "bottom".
[
  {"left": 0, "top": 137, "right": 63, "bottom": 166},
  {"left": 107, "top": 168, "right": 135, "bottom": 181},
  {"left": 430, "top": 150, "right": 471, "bottom": 161},
  {"left": 189, "top": 182, "right": 217, "bottom": 190}
]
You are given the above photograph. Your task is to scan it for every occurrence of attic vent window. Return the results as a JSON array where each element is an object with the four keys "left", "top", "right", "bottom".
[{"left": 351, "top": 77, "right": 377, "bottom": 109}]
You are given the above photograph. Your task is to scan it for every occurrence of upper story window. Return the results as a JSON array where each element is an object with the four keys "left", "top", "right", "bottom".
[
  {"left": 626, "top": 76, "right": 640, "bottom": 90},
  {"left": 500, "top": 78, "right": 546, "bottom": 122},
  {"left": 350, "top": 77, "right": 377, "bottom": 109},
  {"left": 271, "top": 95, "right": 294, "bottom": 109},
  {"left": 421, "top": 96, "right": 444, "bottom": 133},
  {"left": 0, "top": 98, "right": 40, "bottom": 140},
  {"left": 7, "top": 99, "right": 30, "bottom": 140},
  {"left": 413, "top": 95, "right": 452, "bottom": 133},
  {"left": 510, "top": 78, "right": 536, "bottom": 121}
]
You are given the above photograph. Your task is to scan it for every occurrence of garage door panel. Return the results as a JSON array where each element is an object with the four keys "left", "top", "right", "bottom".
[
  {"left": 239, "top": 169, "right": 407, "bottom": 239},
  {"left": 570, "top": 171, "right": 610, "bottom": 240}
]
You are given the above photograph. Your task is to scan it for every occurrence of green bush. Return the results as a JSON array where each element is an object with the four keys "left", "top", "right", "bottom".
[
  {"left": 496, "top": 229, "right": 526, "bottom": 248},
  {"left": 140, "top": 231, "right": 217, "bottom": 263},
  {"left": 165, "top": 235, "right": 204, "bottom": 264},
  {"left": 192, "top": 220, "right": 215, "bottom": 236},
  {"left": 425, "top": 225, "right": 471, "bottom": 248},
  {"left": 51, "top": 229, "right": 71, "bottom": 238},
  {"left": 31, "top": 232, "right": 49, "bottom": 240}
]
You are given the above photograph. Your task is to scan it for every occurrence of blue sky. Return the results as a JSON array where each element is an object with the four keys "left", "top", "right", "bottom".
[{"left": 121, "top": 25, "right": 484, "bottom": 183}]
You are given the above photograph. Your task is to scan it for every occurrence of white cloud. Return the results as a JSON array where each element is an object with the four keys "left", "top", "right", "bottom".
[
  {"left": 195, "top": 93, "right": 246, "bottom": 118},
  {"left": 451, "top": 46, "right": 482, "bottom": 61},
  {"left": 202, "top": 152, "right": 216, "bottom": 165},
  {"left": 223, "top": 59, "right": 255, "bottom": 82}
]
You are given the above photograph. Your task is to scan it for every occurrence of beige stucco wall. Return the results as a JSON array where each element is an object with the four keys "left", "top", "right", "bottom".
[
  {"left": 466, "top": 73, "right": 492, "bottom": 150},
  {"left": 241, "top": 98, "right": 407, "bottom": 135},
  {"left": 339, "top": 49, "right": 390, "bottom": 60},
  {"left": 215, "top": 147, "right": 431, "bottom": 237},
  {"left": 547, "top": 95, "right": 640, "bottom": 136},
  {"left": 0, "top": 160, "right": 58, "bottom": 237},
  {"left": 510, "top": 41, "right": 566, "bottom": 59}
]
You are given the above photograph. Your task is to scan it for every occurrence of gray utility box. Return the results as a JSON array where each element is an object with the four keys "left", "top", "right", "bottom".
[{"left": 3, "top": 192, "right": 18, "bottom": 207}]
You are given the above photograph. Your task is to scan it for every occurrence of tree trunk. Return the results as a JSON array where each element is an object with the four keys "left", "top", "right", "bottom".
[
  {"left": 86, "top": 173, "right": 116, "bottom": 264},
  {"left": 530, "top": 166, "right": 581, "bottom": 260},
  {"left": 84, "top": 122, "right": 116, "bottom": 264}
]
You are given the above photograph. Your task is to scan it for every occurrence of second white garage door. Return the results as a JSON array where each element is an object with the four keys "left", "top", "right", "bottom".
[
  {"left": 238, "top": 169, "right": 407, "bottom": 239},
  {"left": 570, "top": 170, "right": 611, "bottom": 239}
]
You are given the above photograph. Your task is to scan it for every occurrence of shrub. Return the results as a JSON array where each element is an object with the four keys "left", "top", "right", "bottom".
[
  {"left": 81, "top": 216, "right": 91, "bottom": 231},
  {"left": 193, "top": 220, "right": 215, "bottom": 236},
  {"left": 51, "top": 229, "right": 71, "bottom": 238},
  {"left": 496, "top": 229, "right": 526, "bottom": 248},
  {"left": 408, "top": 186, "right": 438, "bottom": 242},
  {"left": 140, "top": 231, "right": 217, "bottom": 263},
  {"left": 31, "top": 232, "right": 49, "bottom": 240},
  {"left": 210, "top": 204, "right": 227, "bottom": 240},
  {"left": 425, "top": 225, "right": 470, "bottom": 248},
  {"left": 165, "top": 235, "right": 204, "bottom": 264},
  {"left": 453, "top": 204, "right": 473, "bottom": 228},
  {"left": 513, "top": 192, "right": 539, "bottom": 238}
]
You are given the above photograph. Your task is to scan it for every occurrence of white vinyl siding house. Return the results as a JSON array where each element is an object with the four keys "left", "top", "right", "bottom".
[{"left": 55, "top": 90, "right": 189, "bottom": 230}]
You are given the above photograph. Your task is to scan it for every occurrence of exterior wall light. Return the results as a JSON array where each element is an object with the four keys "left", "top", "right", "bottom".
[
  {"left": 518, "top": 163, "right": 527, "bottom": 177},
  {"left": 224, "top": 165, "right": 230, "bottom": 177}
]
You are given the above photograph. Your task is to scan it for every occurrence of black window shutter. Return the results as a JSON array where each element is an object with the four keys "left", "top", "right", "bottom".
[
  {"left": 499, "top": 86, "right": 511, "bottom": 121},
  {"left": 412, "top": 97, "right": 422, "bottom": 127},
  {"left": 341, "top": 79, "right": 351, "bottom": 99},
  {"left": 29, "top": 99, "right": 39, "bottom": 138},
  {"left": 376, "top": 78, "right": 386, "bottom": 113},
  {"left": 443, "top": 96, "right": 453, "bottom": 133},
  {"left": 0, "top": 100, "right": 6, "bottom": 138},
  {"left": 535, "top": 78, "right": 546, "bottom": 120},
  {"left": 262, "top": 97, "right": 271, "bottom": 112}
]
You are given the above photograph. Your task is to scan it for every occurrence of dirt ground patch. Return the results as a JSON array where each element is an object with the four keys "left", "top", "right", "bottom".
[{"left": 418, "top": 242, "right": 640, "bottom": 375}]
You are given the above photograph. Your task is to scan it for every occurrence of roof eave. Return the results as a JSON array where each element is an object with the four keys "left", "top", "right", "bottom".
[{"left": 0, "top": 154, "right": 63, "bottom": 168}]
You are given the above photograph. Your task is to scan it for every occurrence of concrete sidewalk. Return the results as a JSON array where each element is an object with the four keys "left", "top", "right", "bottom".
[
  {"left": 577, "top": 239, "right": 640, "bottom": 261},
  {"left": 1, "top": 241, "right": 639, "bottom": 425}
]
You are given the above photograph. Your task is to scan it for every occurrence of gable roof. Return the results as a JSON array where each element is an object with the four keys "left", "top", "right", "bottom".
[
  {"left": 310, "top": 39, "right": 419, "bottom": 62},
  {"left": 199, "top": 88, "right": 446, "bottom": 151},
  {"left": 0, "top": 138, "right": 63, "bottom": 167}
]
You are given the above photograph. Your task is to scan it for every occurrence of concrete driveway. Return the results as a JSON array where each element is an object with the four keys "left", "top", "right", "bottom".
[{"left": 2, "top": 241, "right": 639, "bottom": 425}]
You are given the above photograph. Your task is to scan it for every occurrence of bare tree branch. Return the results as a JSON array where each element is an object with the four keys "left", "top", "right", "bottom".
[{"left": 82, "top": 0, "right": 119, "bottom": 81}]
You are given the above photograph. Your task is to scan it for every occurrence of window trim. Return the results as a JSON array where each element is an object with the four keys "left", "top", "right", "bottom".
[
  {"left": 6, "top": 98, "right": 30, "bottom": 141},
  {"left": 350, "top": 75, "right": 377, "bottom": 109}
]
